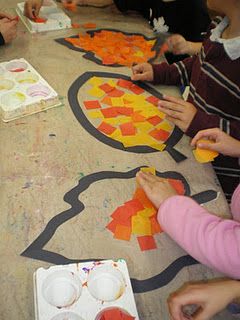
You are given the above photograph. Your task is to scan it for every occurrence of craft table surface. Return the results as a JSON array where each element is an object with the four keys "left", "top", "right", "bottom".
[{"left": 0, "top": 2, "right": 233, "bottom": 320}]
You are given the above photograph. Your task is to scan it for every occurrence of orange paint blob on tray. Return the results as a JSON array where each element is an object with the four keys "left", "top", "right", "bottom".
[
  {"left": 63, "top": 1, "right": 77, "bottom": 12},
  {"left": 65, "top": 30, "right": 157, "bottom": 66},
  {"left": 33, "top": 16, "right": 47, "bottom": 23}
]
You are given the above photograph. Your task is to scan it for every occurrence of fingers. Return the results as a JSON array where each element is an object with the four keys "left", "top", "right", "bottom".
[
  {"left": 8, "top": 19, "right": 18, "bottom": 26},
  {"left": 158, "top": 104, "right": 183, "bottom": 121},
  {"left": 168, "top": 293, "right": 195, "bottom": 320},
  {"left": 131, "top": 63, "right": 153, "bottom": 81},
  {"left": 131, "top": 73, "right": 148, "bottom": 81},
  {"left": 0, "top": 12, "right": 14, "bottom": 20},
  {"left": 136, "top": 172, "right": 154, "bottom": 197},
  {"left": 163, "top": 95, "right": 188, "bottom": 106},
  {"left": 24, "top": 1, "right": 34, "bottom": 19},
  {"left": 34, "top": 2, "right": 42, "bottom": 17},
  {"left": 137, "top": 171, "right": 159, "bottom": 184},
  {"left": 24, "top": 1, "right": 42, "bottom": 19},
  {"left": 159, "top": 99, "right": 184, "bottom": 112},
  {"left": 191, "top": 129, "right": 220, "bottom": 147}
]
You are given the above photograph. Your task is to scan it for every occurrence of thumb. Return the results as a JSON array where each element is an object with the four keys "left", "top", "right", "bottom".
[
  {"left": 197, "top": 142, "right": 218, "bottom": 152},
  {"left": 194, "top": 308, "right": 212, "bottom": 320}
]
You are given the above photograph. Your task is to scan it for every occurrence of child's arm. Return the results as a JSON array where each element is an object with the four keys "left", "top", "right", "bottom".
[
  {"left": 131, "top": 55, "right": 196, "bottom": 86},
  {"left": 186, "top": 107, "right": 240, "bottom": 140},
  {"left": 152, "top": 55, "right": 196, "bottom": 86},
  {"left": 158, "top": 194, "right": 240, "bottom": 278},
  {"left": 168, "top": 280, "right": 240, "bottom": 320},
  {"left": 136, "top": 171, "right": 240, "bottom": 279}
]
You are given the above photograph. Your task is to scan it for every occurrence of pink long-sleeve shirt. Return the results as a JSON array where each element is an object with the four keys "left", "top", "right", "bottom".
[{"left": 158, "top": 184, "right": 240, "bottom": 279}]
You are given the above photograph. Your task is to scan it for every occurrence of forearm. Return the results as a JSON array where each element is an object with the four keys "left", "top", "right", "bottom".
[
  {"left": 186, "top": 109, "right": 240, "bottom": 140},
  {"left": 158, "top": 196, "right": 240, "bottom": 278}
]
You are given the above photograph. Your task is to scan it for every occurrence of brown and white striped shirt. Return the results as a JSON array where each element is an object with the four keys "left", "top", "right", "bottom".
[{"left": 152, "top": 17, "right": 240, "bottom": 200}]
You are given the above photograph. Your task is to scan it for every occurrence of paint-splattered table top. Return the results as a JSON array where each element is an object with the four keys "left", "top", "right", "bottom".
[{"left": 0, "top": 1, "right": 232, "bottom": 320}]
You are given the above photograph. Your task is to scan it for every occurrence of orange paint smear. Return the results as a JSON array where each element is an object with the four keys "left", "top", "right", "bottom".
[
  {"left": 33, "top": 16, "right": 47, "bottom": 23},
  {"left": 82, "top": 23, "right": 97, "bottom": 29},
  {"left": 72, "top": 23, "right": 81, "bottom": 29}
]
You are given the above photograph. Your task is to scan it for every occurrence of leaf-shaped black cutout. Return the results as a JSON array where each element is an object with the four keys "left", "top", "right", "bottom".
[
  {"left": 55, "top": 28, "right": 163, "bottom": 67},
  {"left": 68, "top": 71, "right": 187, "bottom": 163},
  {"left": 21, "top": 167, "right": 217, "bottom": 292}
]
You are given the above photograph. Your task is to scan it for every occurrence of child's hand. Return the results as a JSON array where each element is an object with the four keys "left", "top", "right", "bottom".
[
  {"left": 168, "top": 280, "right": 240, "bottom": 320},
  {"left": 131, "top": 63, "right": 154, "bottom": 82},
  {"left": 24, "top": 0, "right": 43, "bottom": 19},
  {"left": 158, "top": 95, "right": 197, "bottom": 132},
  {"left": 0, "top": 19, "right": 18, "bottom": 44},
  {"left": 167, "top": 34, "right": 192, "bottom": 55},
  {"left": 191, "top": 128, "right": 240, "bottom": 158},
  {"left": 136, "top": 171, "right": 177, "bottom": 209},
  {"left": 167, "top": 35, "right": 202, "bottom": 56}
]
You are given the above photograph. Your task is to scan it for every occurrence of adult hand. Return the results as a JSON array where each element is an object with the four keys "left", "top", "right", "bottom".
[
  {"left": 131, "top": 63, "right": 154, "bottom": 82},
  {"left": 0, "top": 18, "right": 18, "bottom": 44},
  {"left": 168, "top": 280, "right": 240, "bottom": 320},
  {"left": 158, "top": 95, "right": 197, "bottom": 132},
  {"left": 24, "top": 0, "right": 43, "bottom": 19},
  {"left": 136, "top": 171, "right": 177, "bottom": 209},
  {"left": 191, "top": 128, "right": 240, "bottom": 158}
]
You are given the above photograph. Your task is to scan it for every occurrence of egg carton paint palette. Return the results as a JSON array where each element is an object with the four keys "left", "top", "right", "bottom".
[
  {"left": 0, "top": 58, "right": 61, "bottom": 122},
  {"left": 16, "top": 1, "right": 71, "bottom": 33},
  {"left": 34, "top": 260, "right": 139, "bottom": 320}
]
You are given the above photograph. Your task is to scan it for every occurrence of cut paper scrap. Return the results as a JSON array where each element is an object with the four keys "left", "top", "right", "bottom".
[
  {"left": 106, "top": 167, "right": 185, "bottom": 251},
  {"left": 193, "top": 139, "right": 219, "bottom": 163},
  {"left": 84, "top": 100, "right": 101, "bottom": 110},
  {"left": 63, "top": 29, "right": 159, "bottom": 67},
  {"left": 83, "top": 76, "right": 174, "bottom": 152},
  {"left": 98, "top": 122, "right": 116, "bottom": 135},
  {"left": 137, "top": 236, "right": 157, "bottom": 251}
]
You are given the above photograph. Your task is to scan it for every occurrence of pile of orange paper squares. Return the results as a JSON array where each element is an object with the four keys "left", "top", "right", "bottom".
[{"left": 106, "top": 168, "right": 185, "bottom": 251}]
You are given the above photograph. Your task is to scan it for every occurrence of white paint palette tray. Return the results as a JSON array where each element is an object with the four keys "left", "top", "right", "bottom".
[
  {"left": 33, "top": 260, "right": 139, "bottom": 320},
  {"left": 0, "top": 58, "right": 61, "bottom": 122},
  {"left": 16, "top": 0, "right": 71, "bottom": 33}
]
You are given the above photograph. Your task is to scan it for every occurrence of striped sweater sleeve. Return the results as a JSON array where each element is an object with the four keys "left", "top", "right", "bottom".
[
  {"left": 152, "top": 56, "right": 196, "bottom": 87},
  {"left": 158, "top": 194, "right": 240, "bottom": 279},
  {"left": 186, "top": 108, "right": 240, "bottom": 140}
]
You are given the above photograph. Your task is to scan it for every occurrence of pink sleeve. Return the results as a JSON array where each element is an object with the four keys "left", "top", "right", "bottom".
[
  {"left": 158, "top": 195, "right": 240, "bottom": 279},
  {"left": 231, "top": 184, "right": 240, "bottom": 222}
]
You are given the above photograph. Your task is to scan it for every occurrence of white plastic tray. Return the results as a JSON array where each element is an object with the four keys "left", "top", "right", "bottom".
[
  {"left": 16, "top": 0, "right": 71, "bottom": 33},
  {"left": 0, "top": 58, "right": 61, "bottom": 122},
  {"left": 33, "top": 260, "right": 139, "bottom": 320}
]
